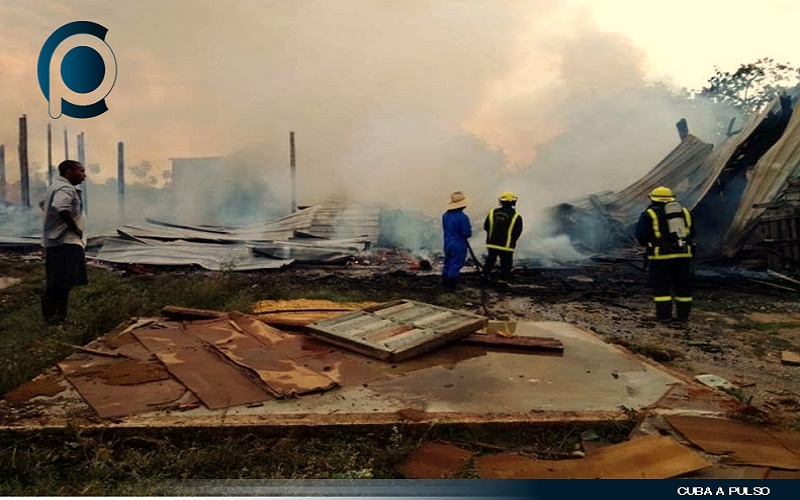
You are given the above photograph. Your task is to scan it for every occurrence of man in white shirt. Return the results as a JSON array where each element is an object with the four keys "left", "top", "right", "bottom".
[{"left": 41, "top": 160, "right": 88, "bottom": 325}]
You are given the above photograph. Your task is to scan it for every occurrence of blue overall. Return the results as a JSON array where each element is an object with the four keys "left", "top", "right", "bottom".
[{"left": 442, "top": 209, "right": 472, "bottom": 281}]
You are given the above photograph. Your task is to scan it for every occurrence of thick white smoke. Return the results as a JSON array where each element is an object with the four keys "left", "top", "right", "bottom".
[{"left": 0, "top": 1, "right": 739, "bottom": 262}]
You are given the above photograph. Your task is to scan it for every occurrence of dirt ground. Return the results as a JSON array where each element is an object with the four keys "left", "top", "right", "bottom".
[
  {"left": 302, "top": 253, "right": 800, "bottom": 429},
  {"left": 431, "top": 262, "right": 800, "bottom": 429}
]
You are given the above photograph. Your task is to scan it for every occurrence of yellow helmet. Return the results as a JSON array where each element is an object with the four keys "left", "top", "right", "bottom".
[
  {"left": 649, "top": 186, "right": 675, "bottom": 202},
  {"left": 499, "top": 191, "right": 518, "bottom": 202}
]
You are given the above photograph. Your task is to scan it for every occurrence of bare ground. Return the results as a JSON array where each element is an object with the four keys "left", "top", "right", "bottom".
[{"left": 441, "top": 263, "right": 800, "bottom": 429}]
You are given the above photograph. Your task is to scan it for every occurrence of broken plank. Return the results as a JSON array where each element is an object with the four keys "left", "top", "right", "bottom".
[
  {"left": 781, "top": 350, "right": 800, "bottom": 366},
  {"left": 461, "top": 334, "right": 564, "bottom": 354},
  {"left": 316, "top": 311, "right": 379, "bottom": 332},
  {"left": 63, "top": 344, "right": 127, "bottom": 358},
  {"left": 410, "top": 311, "right": 457, "bottom": 328},
  {"left": 381, "top": 328, "right": 432, "bottom": 351},
  {"left": 363, "top": 324, "right": 416, "bottom": 342},
  {"left": 746, "top": 278, "right": 798, "bottom": 293},
  {"left": 391, "top": 319, "right": 486, "bottom": 362},
  {"left": 161, "top": 305, "right": 228, "bottom": 320}
]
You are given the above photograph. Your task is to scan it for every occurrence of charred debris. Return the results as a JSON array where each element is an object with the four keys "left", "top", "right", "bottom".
[
  {"left": 546, "top": 94, "right": 800, "bottom": 277},
  {"left": 5, "top": 96, "right": 800, "bottom": 286}
]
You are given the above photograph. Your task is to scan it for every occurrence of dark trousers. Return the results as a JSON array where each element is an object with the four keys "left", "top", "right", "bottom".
[
  {"left": 484, "top": 249, "right": 514, "bottom": 276},
  {"left": 42, "top": 244, "right": 87, "bottom": 324},
  {"left": 648, "top": 258, "right": 693, "bottom": 320},
  {"left": 42, "top": 285, "right": 72, "bottom": 324}
]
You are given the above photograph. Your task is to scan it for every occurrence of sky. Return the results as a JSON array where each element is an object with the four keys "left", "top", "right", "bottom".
[{"left": 1, "top": 0, "right": 799, "bottom": 228}]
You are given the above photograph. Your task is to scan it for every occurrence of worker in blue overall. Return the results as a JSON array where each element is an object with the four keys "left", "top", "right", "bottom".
[{"left": 441, "top": 191, "right": 472, "bottom": 290}]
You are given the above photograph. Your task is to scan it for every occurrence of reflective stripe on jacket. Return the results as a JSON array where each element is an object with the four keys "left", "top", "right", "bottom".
[
  {"left": 484, "top": 207, "right": 522, "bottom": 252},
  {"left": 639, "top": 205, "right": 693, "bottom": 260}
]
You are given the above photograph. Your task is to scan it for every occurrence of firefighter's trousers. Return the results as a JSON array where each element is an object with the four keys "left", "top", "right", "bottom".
[{"left": 648, "top": 257, "right": 693, "bottom": 321}]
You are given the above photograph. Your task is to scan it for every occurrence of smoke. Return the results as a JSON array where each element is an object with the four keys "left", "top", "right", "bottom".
[{"left": 0, "top": 1, "right": 739, "bottom": 260}]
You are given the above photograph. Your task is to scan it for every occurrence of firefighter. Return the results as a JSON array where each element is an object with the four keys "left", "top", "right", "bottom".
[
  {"left": 635, "top": 186, "right": 695, "bottom": 322},
  {"left": 441, "top": 191, "right": 472, "bottom": 290},
  {"left": 483, "top": 191, "right": 524, "bottom": 278}
]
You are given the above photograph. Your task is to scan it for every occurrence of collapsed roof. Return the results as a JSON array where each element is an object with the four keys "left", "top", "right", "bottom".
[
  {"left": 549, "top": 94, "right": 800, "bottom": 267},
  {"left": 92, "top": 201, "right": 380, "bottom": 271}
]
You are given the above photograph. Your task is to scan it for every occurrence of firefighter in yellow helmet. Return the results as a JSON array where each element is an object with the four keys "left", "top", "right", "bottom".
[
  {"left": 483, "top": 191, "right": 524, "bottom": 277},
  {"left": 635, "top": 186, "right": 695, "bottom": 322}
]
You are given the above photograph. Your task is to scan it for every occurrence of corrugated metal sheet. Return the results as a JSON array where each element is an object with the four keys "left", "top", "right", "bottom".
[
  {"left": 117, "top": 208, "right": 319, "bottom": 243},
  {"left": 306, "top": 299, "right": 487, "bottom": 362},
  {"left": 251, "top": 237, "right": 369, "bottom": 262},
  {"left": 597, "top": 99, "right": 775, "bottom": 230},
  {"left": 93, "top": 237, "right": 293, "bottom": 270},
  {"left": 723, "top": 106, "right": 800, "bottom": 257},
  {"left": 306, "top": 201, "right": 381, "bottom": 243},
  {"left": 554, "top": 99, "right": 789, "bottom": 259},
  {"left": 602, "top": 134, "right": 714, "bottom": 226},
  {"left": 97, "top": 200, "right": 379, "bottom": 268}
]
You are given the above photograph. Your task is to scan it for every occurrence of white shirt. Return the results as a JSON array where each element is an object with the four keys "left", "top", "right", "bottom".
[{"left": 41, "top": 176, "right": 86, "bottom": 248}]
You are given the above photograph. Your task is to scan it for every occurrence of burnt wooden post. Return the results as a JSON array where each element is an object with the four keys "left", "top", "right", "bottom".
[
  {"left": 676, "top": 118, "right": 689, "bottom": 141},
  {"left": 77, "top": 132, "right": 87, "bottom": 215},
  {"left": 19, "top": 115, "right": 30, "bottom": 208},
  {"left": 47, "top": 123, "right": 53, "bottom": 185},
  {"left": 290, "top": 131, "right": 296, "bottom": 213},
  {"left": 0, "top": 144, "right": 5, "bottom": 202},
  {"left": 117, "top": 141, "right": 125, "bottom": 220}
]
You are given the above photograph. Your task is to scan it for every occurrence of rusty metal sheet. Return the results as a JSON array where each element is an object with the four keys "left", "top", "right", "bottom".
[
  {"left": 724, "top": 104, "right": 800, "bottom": 257},
  {"left": 293, "top": 351, "right": 392, "bottom": 387},
  {"left": 400, "top": 442, "right": 473, "bottom": 479},
  {"left": 94, "top": 237, "right": 293, "bottom": 271},
  {"left": 3, "top": 374, "right": 66, "bottom": 403},
  {"left": 58, "top": 356, "right": 196, "bottom": 418},
  {"left": 475, "top": 435, "right": 711, "bottom": 479},
  {"left": 666, "top": 415, "right": 800, "bottom": 470},
  {"left": 306, "top": 299, "right": 487, "bottom": 362},
  {"left": 133, "top": 325, "right": 273, "bottom": 410},
  {"left": 185, "top": 314, "right": 338, "bottom": 397}
]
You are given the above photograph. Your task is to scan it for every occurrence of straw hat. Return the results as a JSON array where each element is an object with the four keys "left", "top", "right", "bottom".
[{"left": 446, "top": 191, "right": 468, "bottom": 210}]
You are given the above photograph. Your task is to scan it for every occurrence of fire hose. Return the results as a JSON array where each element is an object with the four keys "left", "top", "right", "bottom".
[{"left": 465, "top": 239, "right": 483, "bottom": 274}]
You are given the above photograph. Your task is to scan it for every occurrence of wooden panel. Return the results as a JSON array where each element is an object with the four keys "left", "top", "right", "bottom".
[{"left": 307, "top": 300, "right": 487, "bottom": 361}]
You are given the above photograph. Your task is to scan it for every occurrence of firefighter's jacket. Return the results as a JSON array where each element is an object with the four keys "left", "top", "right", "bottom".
[
  {"left": 484, "top": 205, "right": 523, "bottom": 252},
  {"left": 635, "top": 201, "right": 694, "bottom": 260}
]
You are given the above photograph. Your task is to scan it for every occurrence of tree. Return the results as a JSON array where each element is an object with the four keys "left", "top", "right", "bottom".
[
  {"left": 697, "top": 58, "right": 800, "bottom": 112},
  {"left": 130, "top": 160, "right": 153, "bottom": 180}
]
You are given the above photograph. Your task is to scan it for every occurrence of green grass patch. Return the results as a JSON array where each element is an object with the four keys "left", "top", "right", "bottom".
[{"left": 0, "top": 422, "right": 637, "bottom": 494}]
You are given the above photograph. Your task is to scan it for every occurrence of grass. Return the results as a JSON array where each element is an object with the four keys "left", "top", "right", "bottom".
[
  {"left": 0, "top": 257, "right": 463, "bottom": 396},
  {"left": 0, "top": 421, "right": 637, "bottom": 494},
  {"left": 0, "top": 255, "right": 635, "bottom": 493}
]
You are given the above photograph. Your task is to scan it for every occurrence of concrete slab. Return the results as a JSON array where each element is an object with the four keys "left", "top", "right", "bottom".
[{"left": 0, "top": 321, "right": 685, "bottom": 431}]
